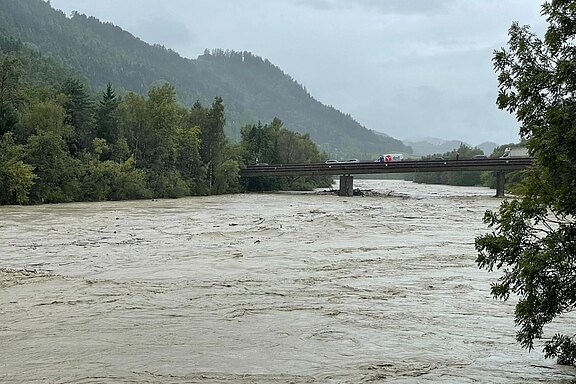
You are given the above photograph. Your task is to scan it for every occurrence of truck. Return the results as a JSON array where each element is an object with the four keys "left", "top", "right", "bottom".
[
  {"left": 377, "top": 153, "right": 404, "bottom": 162},
  {"left": 500, "top": 147, "right": 529, "bottom": 158}
]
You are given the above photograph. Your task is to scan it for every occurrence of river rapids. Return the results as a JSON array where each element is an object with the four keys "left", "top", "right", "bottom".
[{"left": 1, "top": 179, "right": 575, "bottom": 383}]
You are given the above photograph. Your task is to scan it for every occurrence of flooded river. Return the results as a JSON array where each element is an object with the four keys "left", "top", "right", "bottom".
[{"left": 1, "top": 179, "right": 575, "bottom": 383}]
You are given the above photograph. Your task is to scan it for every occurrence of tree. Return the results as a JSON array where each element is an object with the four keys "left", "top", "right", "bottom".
[
  {"left": 26, "top": 130, "right": 81, "bottom": 203},
  {"left": 95, "top": 83, "right": 120, "bottom": 145},
  {"left": 118, "top": 92, "right": 147, "bottom": 163},
  {"left": 22, "top": 99, "right": 81, "bottom": 203},
  {"left": 199, "top": 97, "right": 227, "bottom": 192},
  {"left": 240, "top": 119, "right": 282, "bottom": 191},
  {"left": 241, "top": 119, "right": 279, "bottom": 165},
  {"left": 475, "top": 0, "right": 576, "bottom": 365},
  {"left": 144, "top": 83, "right": 180, "bottom": 171},
  {"left": 240, "top": 117, "right": 331, "bottom": 191},
  {"left": 61, "top": 78, "right": 95, "bottom": 154},
  {"left": 141, "top": 84, "right": 193, "bottom": 197},
  {"left": 0, "top": 53, "right": 23, "bottom": 135},
  {"left": 19, "top": 100, "right": 73, "bottom": 139},
  {"left": 212, "top": 159, "right": 240, "bottom": 195},
  {"left": 174, "top": 125, "right": 206, "bottom": 194},
  {"left": 0, "top": 133, "right": 36, "bottom": 204}
]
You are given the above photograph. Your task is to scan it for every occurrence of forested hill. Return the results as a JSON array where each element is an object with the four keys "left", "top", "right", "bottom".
[{"left": 0, "top": 0, "right": 411, "bottom": 158}]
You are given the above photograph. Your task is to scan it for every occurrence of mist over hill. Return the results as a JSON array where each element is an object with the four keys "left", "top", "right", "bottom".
[
  {"left": 0, "top": 0, "right": 412, "bottom": 159},
  {"left": 403, "top": 137, "right": 498, "bottom": 157}
]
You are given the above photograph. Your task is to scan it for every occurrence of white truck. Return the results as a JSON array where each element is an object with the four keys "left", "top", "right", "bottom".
[
  {"left": 377, "top": 153, "right": 404, "bottom": 162},
  {"left": 500, "top": 147, "right": 529, "bottom": 158}
]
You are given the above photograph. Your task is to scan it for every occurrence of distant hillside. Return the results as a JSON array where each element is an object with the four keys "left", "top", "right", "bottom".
[
  {"left": 476, "top": 141, "right": 498, "bottom": 156},
  {"left": 0, "top": 0, "right": 411, "bottom": 158},
  {"left": 404, "top": 139, "right": 466, "bottom": 157},
  {"left": 404, "top": 137, "right": 498, "bottom": 157}
]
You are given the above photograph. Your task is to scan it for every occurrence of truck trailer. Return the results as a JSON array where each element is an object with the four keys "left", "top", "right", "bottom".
[
  {"left": 377, "top": 153, "right": 404, "bottom": 162},
  {"left": 500, "top": 147, "right": 529, "bottom": 158}
]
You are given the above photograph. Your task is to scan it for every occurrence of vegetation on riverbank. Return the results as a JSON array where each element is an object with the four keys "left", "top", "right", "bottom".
[
  {"left": 412, "top": 142, "right": 527, "bottom": 191},
  {"left": 0, "top": 34, "right": 331, "bottom": 205}
]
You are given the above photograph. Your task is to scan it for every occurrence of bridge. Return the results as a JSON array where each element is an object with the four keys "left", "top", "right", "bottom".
[{"left": 239, "top": 157, "right": 534, "bottom": 197}]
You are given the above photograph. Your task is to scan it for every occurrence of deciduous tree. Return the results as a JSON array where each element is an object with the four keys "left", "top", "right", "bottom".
[
  {"left": 475, "top": 0, "right": 576, "bottom": 365},
  {"left": 118, "top": 92, "right": 147, "bottom": 163},
  {"left": 0, "top": 133, "right": 36, "bottom": 204}
]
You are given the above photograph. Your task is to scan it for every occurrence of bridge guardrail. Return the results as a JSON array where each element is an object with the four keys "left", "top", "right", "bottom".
[{"left": 239, "top": 158, "right": 534, "bottom": 177}]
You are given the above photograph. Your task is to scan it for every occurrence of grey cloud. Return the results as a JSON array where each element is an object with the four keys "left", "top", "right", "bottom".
[
  {"left": 352, "top": 0, "right": 457, "bottom": 15},
  {"left": 295, "top": 0, "right": 457, "bottom": 15}
]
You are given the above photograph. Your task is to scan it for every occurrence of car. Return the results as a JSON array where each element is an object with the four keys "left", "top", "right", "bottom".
[
  {"left": 325, "top": 159, "right": 340, "bottom": 164},
  {"left": 344, "top": 159, "right": 359, "bottom": 163},
  {"left": 473, "top": 155, "right": 488, "bottom": 159}
]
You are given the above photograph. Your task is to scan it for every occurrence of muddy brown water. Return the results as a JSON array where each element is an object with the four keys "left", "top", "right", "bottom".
[{"left": 1, "top": 180, "right": 575, "bottom": 383}]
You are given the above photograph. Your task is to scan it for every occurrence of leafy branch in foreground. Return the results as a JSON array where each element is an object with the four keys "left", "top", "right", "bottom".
[{"left": 475, "top": 0, "right": 576, "bottom": 365}]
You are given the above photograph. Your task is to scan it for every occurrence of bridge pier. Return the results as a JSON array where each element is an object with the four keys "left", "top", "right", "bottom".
[
  {"left": 339, "top": 175, "right": 354, "bottom": 197},
  {"left": 495, "top": 171, "right": 505, "bottom": 197}
]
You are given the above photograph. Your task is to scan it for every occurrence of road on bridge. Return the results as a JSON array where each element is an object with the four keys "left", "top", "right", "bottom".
[{"left": 239, "top": 158, "right": 534, "bottom": 177}]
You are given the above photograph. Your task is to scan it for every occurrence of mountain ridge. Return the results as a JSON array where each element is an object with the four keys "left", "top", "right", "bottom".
[{"left": 0, "top": 0, "right": 412, "bottom": 158}]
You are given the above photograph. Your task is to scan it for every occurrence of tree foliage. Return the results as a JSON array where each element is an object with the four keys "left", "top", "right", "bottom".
[
  {"left": 95, "top": 82, "right": 120, "bottom": 145},
  {"left": 61, "top": 78, "right": 95, "bottom": 153},
  {"left": 0, "top": 52, "right": 23, "bottom": 136},
  {"left": 0, "top": 25, "right": 331, "bottom": 204},
  {"left": 475, "top": 0, "right": 576, "bottom": 364},
  {"left": 240, "top": 118, "right": 332, "bottom": 191},
  {"left": 413, "top": 143, "right": 486, "bottom": 186},
  {"left": 200, "top": 96, "right": 227, "bottom": 191},
  {"left": 0, "top": 133, "right": 36, "bottom": 204}
]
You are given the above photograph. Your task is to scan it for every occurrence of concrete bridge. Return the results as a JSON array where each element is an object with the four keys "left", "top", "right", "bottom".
[{"left": 239, "top": 157, "right": 534, "bottom": 197}]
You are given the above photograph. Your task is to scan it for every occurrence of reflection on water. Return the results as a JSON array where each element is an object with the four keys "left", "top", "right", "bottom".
[{"left": 1, "top": 180, "right": 575, "bottom": 383}]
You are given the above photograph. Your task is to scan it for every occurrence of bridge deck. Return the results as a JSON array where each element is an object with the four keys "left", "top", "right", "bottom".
[{"left": 239, "top": 158, "right": 534, "bottom": 177}]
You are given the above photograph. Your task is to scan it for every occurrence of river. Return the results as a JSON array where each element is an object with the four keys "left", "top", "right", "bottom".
[{"left": 1, "top": 179, "right": 575, "bottom": 383}]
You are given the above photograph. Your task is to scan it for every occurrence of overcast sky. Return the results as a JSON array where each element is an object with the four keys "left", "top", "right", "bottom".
[{"left": 48, "top": 0, "right": 546, "bottom": 145}]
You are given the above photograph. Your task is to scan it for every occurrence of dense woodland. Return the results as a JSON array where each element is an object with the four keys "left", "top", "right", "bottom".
[
  {"left": 0, "top": 0, "right": 411, "bottom": 159},
  {"left": 0, "top": 32, "right": 332, "bottom": 205}
]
